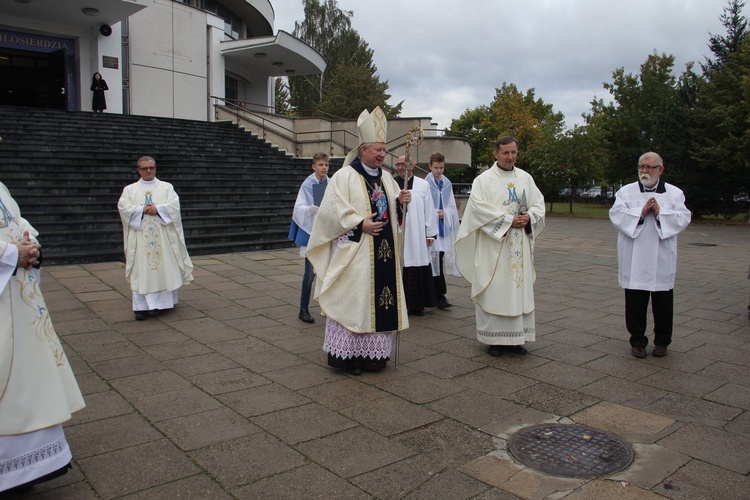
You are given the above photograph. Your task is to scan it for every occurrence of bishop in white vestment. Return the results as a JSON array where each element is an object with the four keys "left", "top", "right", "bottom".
[
  {"left": 455, "top": 137, "right": 545, "bottom": 356},
  {"left": 0, "top": 182, "right": 85, "bottom": 493},
  {"left": 307, "top": 107, "right": 411, "bottom": 375},
  {"left": 117, "top": 157, "right": 193, "bottom": 320}
]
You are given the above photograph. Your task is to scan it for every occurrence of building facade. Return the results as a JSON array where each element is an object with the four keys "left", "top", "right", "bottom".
[{"left": 0, "top": 0, "right": 325, "bottom": 120}]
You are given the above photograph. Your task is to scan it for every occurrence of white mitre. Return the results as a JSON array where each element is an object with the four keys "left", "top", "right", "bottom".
[{"left": 343, "top": 106, "right": 388, "bottom": 166}]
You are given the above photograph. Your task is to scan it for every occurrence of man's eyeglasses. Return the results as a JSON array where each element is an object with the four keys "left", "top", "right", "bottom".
[
  {"left": 637, "top": 165, "right": 661, "bottom": 172},
  {"left": 138, "top": 167, "right": 156, "bottom": 171}
]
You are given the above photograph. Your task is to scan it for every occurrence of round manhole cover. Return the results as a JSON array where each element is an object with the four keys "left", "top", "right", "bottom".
[{"left": 508, "top": 423, "right": 634, "bottom": 478}]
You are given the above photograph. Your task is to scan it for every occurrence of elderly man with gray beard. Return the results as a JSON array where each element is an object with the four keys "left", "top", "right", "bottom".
[{"left": 609, "top": 152, "right": 691, "bottom": 358}]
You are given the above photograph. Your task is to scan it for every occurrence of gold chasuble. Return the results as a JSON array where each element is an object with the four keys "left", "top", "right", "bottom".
[{"left": 307, "top": 159, "right": 407, "bottom": 334}]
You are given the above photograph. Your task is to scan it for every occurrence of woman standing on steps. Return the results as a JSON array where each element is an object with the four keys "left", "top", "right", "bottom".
[{"left": 90, "top": 72, "right": 108, "bottom": 112}]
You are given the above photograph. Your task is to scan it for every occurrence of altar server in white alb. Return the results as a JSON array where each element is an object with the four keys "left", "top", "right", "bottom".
[
  {"left": 118, "top": 156, "right": 193, "bottom": 321},
  {"left": 455, "top": 136, "right": 545, "bottom": 357},
  {"left": 0, "top": 182, "right": 85, "bottom": 493},
  {"left": 394, "top": 155, "right": 438, "bottom": 316},
  {"left": 609, "top": 152, "right": 691, "bottom": 359},
  {"left": 425, "top": 151, "right": 461, "bottom": 309}
]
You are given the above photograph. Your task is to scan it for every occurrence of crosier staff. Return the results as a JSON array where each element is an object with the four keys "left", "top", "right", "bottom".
[{"left": 394, "top": 126, "right": 424, "bottom": 368}]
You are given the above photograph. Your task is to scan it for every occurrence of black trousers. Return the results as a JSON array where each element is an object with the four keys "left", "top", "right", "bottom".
[
  {"left": 432, "top": 251, "right": 447, "bottom": 300},
  {"left": 625, "top": 288, "right": 674, "bottom": 348}
]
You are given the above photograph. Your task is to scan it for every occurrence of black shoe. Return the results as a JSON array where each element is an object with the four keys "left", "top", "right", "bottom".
[
  {"left": 488, "top": 345, "right": 503, "bottom": 357},
  {"left": 344, "top": 365, "right": 362, "bottom": 375},
  {"left": 504, "top": 345, "right": 528, "bottom": 355},
  {"left": 134, "top": 311, "right": 148, "bottom": 321},
  {"left": 437, "top": 298, "right": 452, "bottom": 309},
  {"left": 408, "top": 309, "right": 424, "bottom": 316},
  {"left": 299, "top": 309, "right": 314, "bottom": 323}
]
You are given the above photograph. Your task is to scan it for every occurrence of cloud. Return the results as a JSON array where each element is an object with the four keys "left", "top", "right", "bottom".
[{"left": 271, "top": 0, "right": 734, "bottom": 129}]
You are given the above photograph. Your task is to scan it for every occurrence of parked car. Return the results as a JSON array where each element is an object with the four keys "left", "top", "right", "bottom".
[
  {"left": 558, "top": 187, "right": 584, "bottom": 198},
  {"left": 580, "top": 186, "right": 614, "bottom": 201}
]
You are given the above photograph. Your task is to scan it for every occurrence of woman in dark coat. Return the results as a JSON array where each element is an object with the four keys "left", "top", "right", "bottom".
[{"left": 90, "top": 72, "right": 108, "bottom": 112}]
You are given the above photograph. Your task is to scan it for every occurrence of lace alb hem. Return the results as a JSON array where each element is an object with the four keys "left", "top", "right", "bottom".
[{"left": 323, "top": 317, "right": 392, "bottom": 360}]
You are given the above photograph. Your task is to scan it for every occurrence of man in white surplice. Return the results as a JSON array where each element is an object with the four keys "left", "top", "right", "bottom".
[
  {"left": 609, "top": 152, "right": 691, "bottom": 359},
  {"left": 455, "top": 136, "right": 545, "bottom": 357},
  {"left": 118, "top": 156, "right": 193, "bottom": 321},
  {"left": 394, "top": 155, "right": 438, "bottom": 315},
  {"left": 0, "top": 181, "right": 85, "bottom": 493}
]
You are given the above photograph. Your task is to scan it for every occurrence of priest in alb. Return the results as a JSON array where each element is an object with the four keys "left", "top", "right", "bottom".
[
  {"left": 117, "top": 156, "right": 193, "bottom": 320},
  {"left": 455, "top": 136, "right": 545, "bottom": 357},
  {"left": 0, "top": 182, "right": 85, "bottom": 493},
  {"left": 306, "top": 107, "right": 412, "bottom": 375}
]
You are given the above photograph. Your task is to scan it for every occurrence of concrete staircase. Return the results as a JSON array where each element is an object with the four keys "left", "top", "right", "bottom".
[{"left": 0, "top": 106, "right": 340, "bottom": 265}]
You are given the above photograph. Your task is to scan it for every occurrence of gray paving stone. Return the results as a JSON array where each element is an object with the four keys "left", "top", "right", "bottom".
[
  {"left": 660, "top": 458, "right": 750, "bottom": 499},
  {"left": 218, "top": 383, "right": 311, "bottom": 417},
  {"left": 506, "top": 382, "right": 600, "bottom": 416},
  {"left": 659, "top": 422, "right": 750, "bottom": 474},
  {"left": 581, "top": 354, "right": 664, "bottom": 381},
  {"left": 405, "top": 352, "right": 487, "bottom": 379},
  {"left": 141, "top": 339, "right": 213, "bottom": 361},
  {"left": 233, "top": 463, "right": 370, "bottom": 499},
  {"left": 68, "top": 390, "right": 134, "bottom": 425},
  {"left": 638, "top": 368, "right": 725, "bottom": 398},
  {"left": 72, "top": 341, "right": 144, "bottom": 363},
  {"left": 645, "top": 393, "right": 742, "bottom": 425},
  {"left": 340, "top": 395, "right": 443, "bottom": 436},
  {"left": 454, "top": 367, "right": 537, "bottom": 397},
  {"left": 189, "top": 367, "right": 270, "bottom": 395},
  {"left": 122, "top": 474, "right": 234, "bottom": 499},
  {"left": 530, "top": 343, "right": 606, "bottom": 366},
  {"left": 523, "top": 360, "right": 606, "bottom": 390},
  {"left": 89, "top": 354, "right": 167, "bottom": 380},
  {"left": 78, "top": 440, "right": 199, "bottom": 499},
  {"left": 427, "top": 389, "right": 525, "bottom": 428},
  {"left": 296, "top": 427, "right": 415, "bottom": 478},
  {"left": 405, "top": 468, "right": 491, "bottom": 499},
  {"left": 110, "top": 370, "right": 192, "bottom": 399},
  {"left": 725, "top": 410, "right": 750, "bottom": 437},
  {"left": 299, "top": 378, "right": 392, "bottom": 409},
  {"left": 164, "top": 352, "right": 241, "bottom": 377},
  {"left": 252, "top": 402, "right": 357, "bottom": 444},
  {"left": 261, "top": 361, "right": 343, "bottom": 390},
  {"left": 155, "top": 407, "right": 260, "bottom": 451},
  {"left": 65, "top": 413, "right": 162, "bottom": 458},
  {"left": 579, "top": 376, "right": 668, "bottom": 407},
  {"left": 696, "top": 361, "right": 750, "bottom": 387}
]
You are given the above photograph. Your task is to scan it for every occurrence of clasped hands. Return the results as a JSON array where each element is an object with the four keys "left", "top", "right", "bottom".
[
  {"left": 642, "top": 197, "right": 660, "bottom": 217},
  {"left": 13, "top": 231, "right": 41, "bottom": 270},
  {"left": 143, "top": 203, "right": 159, "bottom": 216},
  {"left": 512, "top": 213, "right": 530, "bottom": 229}
]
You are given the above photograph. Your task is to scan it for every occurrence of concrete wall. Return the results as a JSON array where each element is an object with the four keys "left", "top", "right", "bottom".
[{"left": 129, "top": 0, "right": 207, "bottom": 120}]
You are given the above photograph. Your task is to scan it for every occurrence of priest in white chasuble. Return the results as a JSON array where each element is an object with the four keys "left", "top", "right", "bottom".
[
  {"left": 307, "top": 107, "right": 412, "bottom": 376},
  {"left": 394, "top": 155, "right": 439, "bottom": 315},
  {"left": 117, "top": 156, "right": 193, "bottom": 321},
  {"left": 0, "top": 182, "right": 85, "bottom": 493},
  {"left": 455, "top": 136, "right": 545, "bottom": 357}
]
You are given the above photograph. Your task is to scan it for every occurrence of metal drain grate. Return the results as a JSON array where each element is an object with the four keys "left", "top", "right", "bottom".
[{"left": 508, "top": 423, "right": 634, "bottom": 477}]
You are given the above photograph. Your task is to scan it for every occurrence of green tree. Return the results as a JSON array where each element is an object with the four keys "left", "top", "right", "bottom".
[
  {"left": 684, "top": 0, "right": 749, "bottom": 217},
  {"left": 274, "top": 77, "right": 291, "bottom": 115},
  {"left": 289, "top": 0, "right": 401, "bottom": 118},
  {"left": 585, "top": 52, "right": 687, "bottom": 187},
  {"left": 446, "top": 83, "right": 564, "bottom": 171}
]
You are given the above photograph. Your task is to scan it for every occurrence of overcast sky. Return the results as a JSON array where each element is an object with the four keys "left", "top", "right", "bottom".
[{"left": 270, "top": 0, "right": 738, "bottom": 130}]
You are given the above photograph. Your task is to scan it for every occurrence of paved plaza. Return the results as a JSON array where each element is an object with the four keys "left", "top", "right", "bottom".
[{"left": 6, "top": 217, "right": 750, "bottom": 499}]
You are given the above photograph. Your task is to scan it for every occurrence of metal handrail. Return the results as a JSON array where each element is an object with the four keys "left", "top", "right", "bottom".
[{"left": 211, "top": 97, "right": 452, "bottom": 177}]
